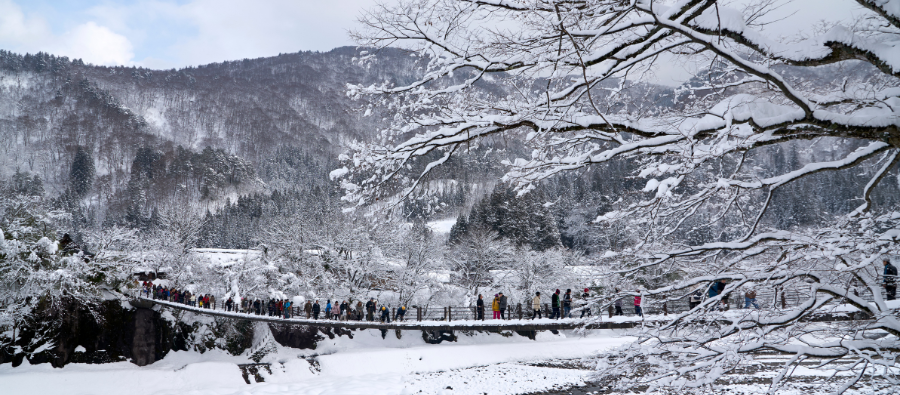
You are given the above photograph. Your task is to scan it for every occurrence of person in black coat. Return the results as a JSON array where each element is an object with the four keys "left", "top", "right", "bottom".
[
  {"left": 365, "top": 298, "right": 376, "bottom": 321},
  {"left": 580, "top": 288, "right": 592, "bottom": 318},
  {"left": 885, "top": 259, "right": 898, "bottom": 300},
  {"left": 476, "top": 294, "right": 485, "bottom": 321},
  {"left": 551, "top": 289, "right": 561, "bottom": 319},
  {"left": 717, "top": 280, "right": 730, "bottom": 310},
  {"left": 689, "top": 289, "right": 702, "bottom": 310},
  {"left": 312, "top": 300, "right": 321, "bottom": 320},
  {"left": 339, "top": 301, "right": 349, "bottom": 320},
  {"left": 498, "top": 292, "right": 508, "bottom": 319}
]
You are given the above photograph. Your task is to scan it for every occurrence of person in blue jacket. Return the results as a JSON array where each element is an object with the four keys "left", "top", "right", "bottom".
[
  {"left": 380, "top": 305, "right": 391, "bottom": 323},
  {"left": 707, "top": 281, "right": 720, "bottom": 310}
]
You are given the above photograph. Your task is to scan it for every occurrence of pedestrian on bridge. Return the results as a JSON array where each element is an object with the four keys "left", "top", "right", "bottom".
[
  {"left": 380, "top": 305, "right": 391, "bottom": 323},
  {"left": 885, "top": 259, "right": 897, "bottom": 301},
  {"left": 366, "top": 298, "right": 376, "bottom": 321},
  {"left": 254, "top": 299, "right": 261, "bottom": 315},
  {"left": 209, "top": 295, "right": 216, "bottom": 310},
  {"left": 396, "top": 305, "right": 406, "bottom": 321},
  {"left": 551, "top": 290, "right": 561, "bottom": 319},
  {"left": 476, "top": 294, "right": 485, "bottom": 320},
  {"left": 313, "top": 300, "right": 321, "bottom": 319},
  {"left": 356, "top": 301, "right": 364, "bottom": 321},
  {"left": 492, "top": 294, "right": 501, "bottom": 319},
  {"left": 744, "top": 289, "right": 759, "bottom": 309},
  {"left": 634, "top": 290, "right": 643, "bottom": 317},
  {"left": 613, "top": 288, "right": 623, "bottom": 316},
  {"left": 499, "top": 292, "right": 508, "bottom": 319},
  {"left": 581, "top": 288, "right": 592, "bottom": 318},
  {"left": 226, "top": 297, "right": 234, "bottom": 312},
  {"left": 325, "top": 300, "right": 332, "bottom": 319},
  {"left": 717, "top": 280, "right": 730, "bottom": 310},
  {"left": 339, "top": 301, "right": 348, "bottom": 320},
  {"left": 304, "top": 300, "right": 312, "bottom": 318},
  {"left": 532, "top": 292, "right": 542, "bottom": 319},
  {"left": 689, "top": 288, "right": 702, "bottom": 310},
  {"left": 563, "top": 289, "right": 573, "bottom": 318},
  {"left": 708, "top": 281, "right": 719, "bottom": 299}
]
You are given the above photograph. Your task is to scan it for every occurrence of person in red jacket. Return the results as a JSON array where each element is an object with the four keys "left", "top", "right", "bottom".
[{"left": 634, "top": 290, "right": 643, "bottom": 317}]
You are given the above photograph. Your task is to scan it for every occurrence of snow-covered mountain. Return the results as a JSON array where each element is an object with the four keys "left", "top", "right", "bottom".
[{"left": 1, "top": 48, "right": 896, "bottom": 252}]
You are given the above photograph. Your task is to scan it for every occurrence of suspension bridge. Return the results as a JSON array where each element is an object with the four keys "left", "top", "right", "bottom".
[
  {"left": 133, "top": 295, "right": 881, "bottom": 334},
  {"left": 132, "top": 297, "right": 655, "bottom": 331}
]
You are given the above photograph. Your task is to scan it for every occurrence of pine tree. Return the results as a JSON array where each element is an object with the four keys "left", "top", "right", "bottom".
[
  {"left": 69, "top": 146, "right": 95, "bottom": 198},
  {"left": 29, "top": 175, "right": 44, "bottom": 197},
  {"left": 448, "top": 213, "right": 469, "bottom": 245}
]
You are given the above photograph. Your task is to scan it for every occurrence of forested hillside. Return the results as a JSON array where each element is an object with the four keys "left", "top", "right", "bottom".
[{"left": 1, "top": 48, "right": 897, "bottom": 253}]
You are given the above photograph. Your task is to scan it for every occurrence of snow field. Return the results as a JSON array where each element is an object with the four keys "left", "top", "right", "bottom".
[{"left": 0, "top": 329, "right": 633, "bottom": 395}]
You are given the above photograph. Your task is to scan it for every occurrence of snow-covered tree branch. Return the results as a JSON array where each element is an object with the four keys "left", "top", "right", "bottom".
[{"left": 345, "top": 0, "right": 900, "bottom": 392}]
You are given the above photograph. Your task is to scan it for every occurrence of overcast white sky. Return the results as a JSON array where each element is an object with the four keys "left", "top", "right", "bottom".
[
  {"left": 0, "top": 0, "right": 865, "bottom": 79},
  {"left": 0, "top": 0, "right": 374, "bottom": 69}
]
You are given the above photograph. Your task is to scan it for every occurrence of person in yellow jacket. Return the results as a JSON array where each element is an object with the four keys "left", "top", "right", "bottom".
[{"left": 492, "top": 294, "right": 501, "bottom": 319}]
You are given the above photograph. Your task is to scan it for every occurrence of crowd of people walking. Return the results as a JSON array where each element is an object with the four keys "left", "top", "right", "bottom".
[
  {"left": 141, "top": 283, "right": 413, "bottom": 321},
  {"left": 476, "top": 288, "right": 596, "bottom": 320},
  {"left": 142, "top": 282, "right": 602, "bottom": 322},
  {"left": 142, "top": 264, "right": 899, "bottom": 324}
]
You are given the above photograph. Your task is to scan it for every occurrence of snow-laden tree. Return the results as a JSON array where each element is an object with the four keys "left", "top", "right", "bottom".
[
  {"left": 257, "top": 208, "right": 396, "bottom": 300},
  {"left": 447, "top": 226, "right": 515, "bottom": 299},
  {"left": 344, "top": 0, "right": 900, "bottom": 392},
  {"left": 494, "top": 247, "right": 575, "bottom": 305},
  {"left": 138, "top": 203, "right": 204, "bottom": 287},
  {"left": 382, "top": 222, "right": 446, "bottom": 306},
  {"left": 0, "top": 199, "right": 137, "bottom": 332}
]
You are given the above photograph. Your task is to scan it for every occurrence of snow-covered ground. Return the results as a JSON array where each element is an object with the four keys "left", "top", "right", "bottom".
[
  {"left": 0, "top": 329, "right": 632, "bottom": 395},
  {"left": 427, "top": 218, "right": 457, "bottom": 234}
]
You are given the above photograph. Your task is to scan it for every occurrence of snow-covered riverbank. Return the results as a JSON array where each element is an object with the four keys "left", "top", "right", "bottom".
[{"left": 0, "top": 329, "right": 632, "bottom": 395}]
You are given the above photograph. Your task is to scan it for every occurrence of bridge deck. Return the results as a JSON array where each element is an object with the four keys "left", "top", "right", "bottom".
[{"left": 135, "top": 298, "right": 652, "bottom": 331}]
